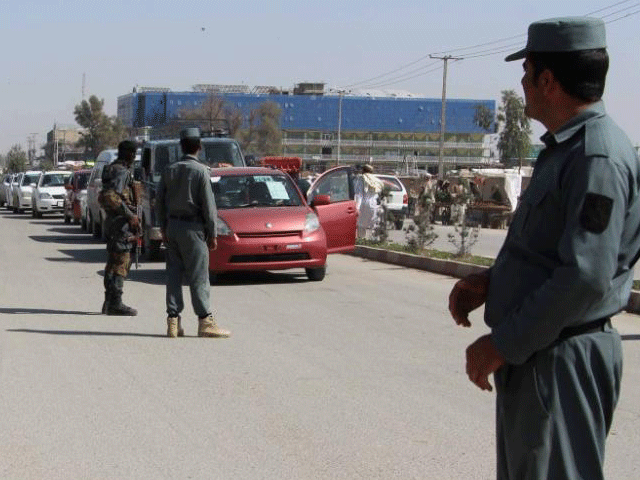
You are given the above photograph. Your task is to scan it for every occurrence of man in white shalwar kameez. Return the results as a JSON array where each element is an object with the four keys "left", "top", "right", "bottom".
[{"left": 354, "top": 164, "right": 385, "bottom": 239}]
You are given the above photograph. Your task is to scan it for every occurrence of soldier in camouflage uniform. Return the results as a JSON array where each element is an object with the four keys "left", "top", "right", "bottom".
[
  {"left": 156, "top": 127, "right": 230, "bottom": 338},
  {"left": 99, "top": 140, "right": 139, "bottom": 316}
]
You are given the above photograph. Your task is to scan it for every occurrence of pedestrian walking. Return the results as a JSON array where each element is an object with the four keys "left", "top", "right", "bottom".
[
  {"left": 156, "top": 127, "right": 231, "bottom": 338},
  {"left": 449, "top": 17, "right": 640, "bottom": 479},
  {"left": 99, "top": 140, "right": 139, "bottom": 316},
  {"left": 354, "top": 164, "right": 384, "bottom": 239}
]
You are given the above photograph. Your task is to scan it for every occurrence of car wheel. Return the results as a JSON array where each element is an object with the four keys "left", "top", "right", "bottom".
[
  {"left": 306, "top": 266, "right": 326, "bottom": 281},
  {"left": 141, "top": 220, "right": 162, "bottom": 261},
  {"left": 209, "top": 272, "right": 217, "bottom": 284},
  {"left": 91, "top": 214, "right": 101, "bottom": 239},
  {"left": 99, "top": 213, "right": 107, "bottom": 241}
]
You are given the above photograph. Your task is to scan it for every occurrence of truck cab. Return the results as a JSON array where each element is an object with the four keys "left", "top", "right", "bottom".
[{"left": 139, "top": 136, "right": 246, "bottom": 259}]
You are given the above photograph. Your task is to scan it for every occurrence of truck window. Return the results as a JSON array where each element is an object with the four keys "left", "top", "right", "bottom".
[
  {"left": 200, "top": 142, "right": 244, "bottom": 167},
  {"left": 153, "top": 146, "right": 170, "bottom": 182}
]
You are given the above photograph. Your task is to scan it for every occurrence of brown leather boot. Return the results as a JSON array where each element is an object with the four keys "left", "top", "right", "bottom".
[
  {"left": 167, "top": 316, "right": 185, "bottom": 338},
  {"left": 198, "top": 315, "right": 231, "bottom": 338}
]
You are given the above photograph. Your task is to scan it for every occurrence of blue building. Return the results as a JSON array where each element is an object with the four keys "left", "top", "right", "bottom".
[{"left": 117, "top": 83, "right": 496, "bottom": 170}]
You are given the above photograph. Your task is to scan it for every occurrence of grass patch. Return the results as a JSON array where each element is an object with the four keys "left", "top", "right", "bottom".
[
  {"left": 356, "top": 239, "right": 640, "bottom": 290},
  {"left": 356, "top": 239, "right": 495, "bottom": 267}
]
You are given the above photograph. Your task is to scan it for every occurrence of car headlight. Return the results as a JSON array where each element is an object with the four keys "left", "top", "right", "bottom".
[
  {"left": 39, "top": 192, "right": 52, "bottom": 199},
  {"left": 304, "top": 212, "right": 320, "bottom": 233},
  {"left": 216, "top": 216, "right": 233, "bottom": 236}
]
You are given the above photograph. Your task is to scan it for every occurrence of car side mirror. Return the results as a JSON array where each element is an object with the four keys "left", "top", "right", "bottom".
[
  {"left": 30, "top": 183, "right": 37, "bottom": 187},
  {"left": 310, "top": 194, "right": 330, "bottom": 207}
]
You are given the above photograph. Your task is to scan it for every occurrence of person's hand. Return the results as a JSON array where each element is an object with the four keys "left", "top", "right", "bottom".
[
  {"left": 449, "top": 272, "right": 490, "bottom": 327},
  {"left": 466, "top": 334, "right": 505, "bottom": 391},
  {"left": 129, "top": 214, "right": 140, "bottom": 230},
  {"left": 207, "top": 236, "right": 217, "bottom": 250}
]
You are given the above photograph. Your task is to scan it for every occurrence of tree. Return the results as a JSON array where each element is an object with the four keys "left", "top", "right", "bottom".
[
  {"left": 473, "top": 103, "right": 495, "bottom": 132},
  {"left": 176, "top": 94, "right": 244, "bottom": 138},
  {"left": 237, "top": 101, "right": 282, "bottom": 157},
  {"left": 74, "top": 95, "right": 126, "bottom": 159},
  {"left": 496, "top": 90, "right": 531, "bottom": 168},
  {"left": 6, "top": 144, "right": 27, "bottom": 173}
]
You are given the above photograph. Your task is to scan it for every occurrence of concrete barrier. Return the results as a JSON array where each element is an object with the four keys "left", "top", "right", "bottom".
[{"left": 349, "top": 245, "right": 640, "bottom": 315}]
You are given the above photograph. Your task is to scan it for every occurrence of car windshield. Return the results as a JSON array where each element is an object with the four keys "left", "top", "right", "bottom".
[
  {"left": 211, "top": 173, "right": 303, "bottom": 209},
  {"left": 23, "top": 174, "right": 40, "bottom": 185},
  {"left": 41, "top": 174, "right": 66, "bottom": 187},
  {"left": 199, "top": 143, "right": 244, "bottom": 167}
]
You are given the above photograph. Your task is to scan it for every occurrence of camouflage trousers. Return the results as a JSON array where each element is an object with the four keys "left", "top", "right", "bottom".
[{"left": 105, "top": 250, "right": 131, "bottom": 278}]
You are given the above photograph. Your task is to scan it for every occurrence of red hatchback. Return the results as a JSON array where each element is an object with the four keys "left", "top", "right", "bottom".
[{"left": 210, "top": 166, "right": 358, "bottom": 281}]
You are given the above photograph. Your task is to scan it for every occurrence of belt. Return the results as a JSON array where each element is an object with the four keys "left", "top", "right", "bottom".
[
  {"left": 169, "top": 214, "right": 201, "bottom": 223},
  {"left": 557, "top": 317, "right": 611, "bottom": 342}
]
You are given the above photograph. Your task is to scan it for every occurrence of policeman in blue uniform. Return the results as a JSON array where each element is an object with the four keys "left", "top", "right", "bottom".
[
  {"left": 449, "top": 17, "right": 640, "bottom": 479},
  {"left": 156, "top": 127, "right": 231, "bottom": 338}
]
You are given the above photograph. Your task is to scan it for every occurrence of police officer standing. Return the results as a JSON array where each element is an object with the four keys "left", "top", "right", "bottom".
[
  {"left": 156, "top": 127, "right": 231, "bottom": 338},
  {"left": 449, "top": 17, "right": 640, "bottom": 479},
  {"left": 99, "top": 140, "right": 139, "bottom": 316}
]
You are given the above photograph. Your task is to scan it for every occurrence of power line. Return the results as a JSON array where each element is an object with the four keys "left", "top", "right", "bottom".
[{"left": 340, "top": 0, "right": 640, "bottom": 90}]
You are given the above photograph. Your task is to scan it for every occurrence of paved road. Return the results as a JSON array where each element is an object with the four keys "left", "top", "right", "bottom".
[{"left": 1, "top": 209, "right": 640, "bottom": 479}]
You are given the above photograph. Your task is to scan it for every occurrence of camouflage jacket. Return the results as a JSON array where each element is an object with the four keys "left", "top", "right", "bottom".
[{"left": 98, "top": 160, "right": 135, "bottom": 220}]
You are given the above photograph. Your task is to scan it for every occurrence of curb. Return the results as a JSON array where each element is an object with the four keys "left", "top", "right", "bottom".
[{"left": 349, "top": 245, "right": 640, "bottom": 315}]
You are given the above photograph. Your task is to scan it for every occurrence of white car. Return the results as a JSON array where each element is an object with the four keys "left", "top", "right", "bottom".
[
  {"left": 375, "top": 174, "right": 409, "bottom": 230},
  {"left": 13, "top": 170, "right": 42, "bottom": 213},
  {"left": 7, "top": 174, "right": 21, "bottom": 211},
  {"left": 32, "top": 170, "right": 69, "bottom": 217},
  {"left": 1, "top": 174, "right": 12, "bottom": 207}
]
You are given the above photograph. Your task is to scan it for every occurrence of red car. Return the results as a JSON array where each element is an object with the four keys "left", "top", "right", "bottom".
[
  {"left": 209, "top": 166, "right": 357, "bottom": 282},
  {"left": 64, "top": 169, "right": 92, "bottom": 225}
]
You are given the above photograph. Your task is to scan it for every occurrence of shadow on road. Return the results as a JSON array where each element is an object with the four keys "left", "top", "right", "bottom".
[
  {"left": 621, "top": 334, "right": 640, "bottom": 341},
  {"left": 47, "top": 226, "right": 90, "bottom": 236},
  {"left": 6, "top": 328, "right": 166, "bottom": 338},
  {"left": 30, "top": 235, "right": 96, "bottom": 245},
  {"left": 0, "top": 307, "right": 100, "bottom": 315},
  {"left": 127, "top": 268, "right": 166, "bottom": 285},
  {"left": 213, "top": 270, "right": 308, "bottom": 286},
  {"left": 46, "top": 248, "right": 105, "bottom": 263}
]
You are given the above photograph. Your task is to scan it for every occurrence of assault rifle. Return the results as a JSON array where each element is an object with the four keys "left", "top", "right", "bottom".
[{"left": 132, "top": 181, "right": 144, "bottom": 269}]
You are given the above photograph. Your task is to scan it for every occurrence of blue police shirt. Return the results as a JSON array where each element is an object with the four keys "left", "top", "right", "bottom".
[{"left": 485, "top": 101, "right": 640, "bottom": 364}]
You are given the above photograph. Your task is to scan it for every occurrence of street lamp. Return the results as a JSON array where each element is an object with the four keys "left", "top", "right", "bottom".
[{"left": 331, "top": 88, "right": 349, "bottom": 164}]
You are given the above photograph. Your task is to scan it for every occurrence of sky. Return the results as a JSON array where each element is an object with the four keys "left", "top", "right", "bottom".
[{"left": 1, "top": 0, "right": 639, "bottom": 155}]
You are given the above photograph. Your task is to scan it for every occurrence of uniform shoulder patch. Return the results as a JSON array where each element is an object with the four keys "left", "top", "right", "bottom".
[{"left": 580, "top": 193, "right": 613, "bottom": 234}]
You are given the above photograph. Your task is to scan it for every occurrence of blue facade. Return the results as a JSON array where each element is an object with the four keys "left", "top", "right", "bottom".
[{"left": 118, "top": 92, "right": 494, "bottom": 135}]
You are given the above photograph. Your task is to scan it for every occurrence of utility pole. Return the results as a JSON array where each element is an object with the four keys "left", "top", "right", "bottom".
[{"left": 430, "top": 55, "right": 462, "bottom": 179}]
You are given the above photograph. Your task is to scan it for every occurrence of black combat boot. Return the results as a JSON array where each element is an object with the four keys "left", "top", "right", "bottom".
[
  {"left": 106, "top": 275, "right": 138, "bottom": 316},
  {"left": 102, "top": 273, "right": 113, "bottom": 314}
]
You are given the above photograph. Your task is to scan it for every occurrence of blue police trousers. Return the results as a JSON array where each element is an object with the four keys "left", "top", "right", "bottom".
[{"left": 494, "top": 324, "right": 622, "bottom": 480}]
